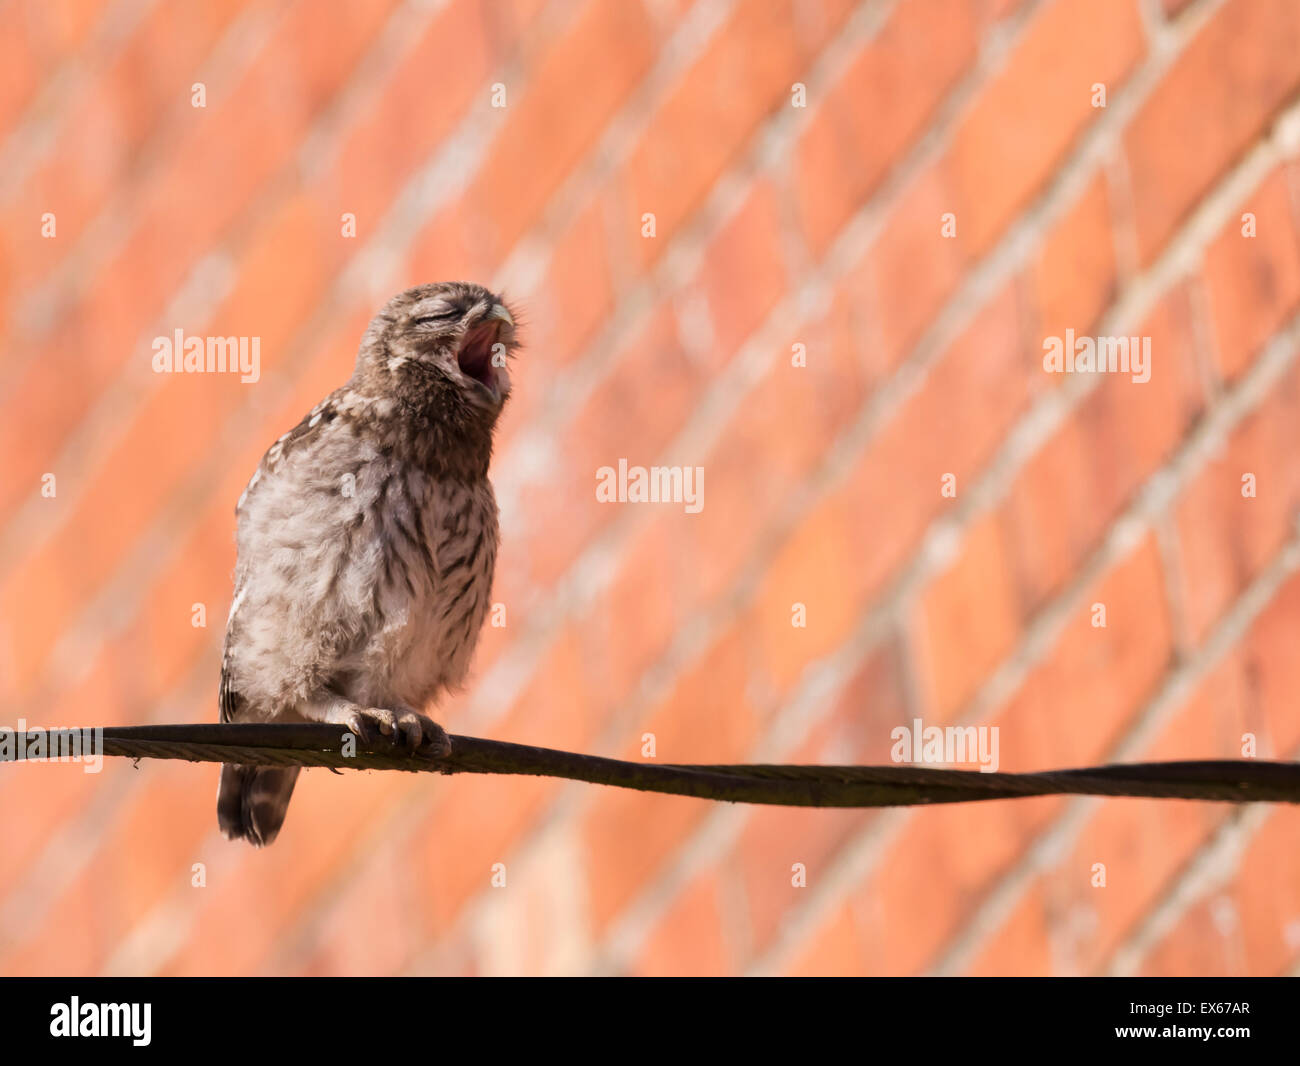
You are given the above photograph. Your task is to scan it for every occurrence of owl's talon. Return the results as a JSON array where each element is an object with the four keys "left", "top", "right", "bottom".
[
  {"left": 395, "top": 713, "right": 422, "bottom": 750},
  {"left": 412, "top": 717, "right": 450, "bottom": 757},
  {"left": 342, "top": 712, "right": 373, "bottom": 746},
  {"left": 310, "top": 700, "right": 446, "bottom": 756},
  {"left": 401, "top": 711, "right": 446, "bottom": 755},
  {"left": 424, "top": 723, "right": 451, "bottom": 758}
]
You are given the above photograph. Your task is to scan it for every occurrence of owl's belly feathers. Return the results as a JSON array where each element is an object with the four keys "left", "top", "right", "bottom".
[
  {"left": 228, "top": 444, "right": 499, "bottom": 717},
  {"left": 344, "top": 470, "right": 499, "bottom": 710}
]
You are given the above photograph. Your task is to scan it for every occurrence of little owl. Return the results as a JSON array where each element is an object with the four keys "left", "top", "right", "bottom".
[{"left": 216, "top": 281, "right": 517, "bottom": 845}]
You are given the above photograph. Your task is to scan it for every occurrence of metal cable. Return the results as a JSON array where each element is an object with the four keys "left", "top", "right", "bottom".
[{"left": 1, "top": 723, "right": 1296, "bottom": 807}]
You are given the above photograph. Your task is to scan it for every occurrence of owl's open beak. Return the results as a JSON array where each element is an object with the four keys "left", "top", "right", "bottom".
[{"left": 457, "top": 309, "right": 512, "bottom": 400}]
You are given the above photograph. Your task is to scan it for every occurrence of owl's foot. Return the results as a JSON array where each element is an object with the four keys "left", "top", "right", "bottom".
[
  {"left": 356, "top": 706, "right": 449, "bottom": 754},
  {"left": 309, "top": 698, "right": 451, "bottom": 756}
]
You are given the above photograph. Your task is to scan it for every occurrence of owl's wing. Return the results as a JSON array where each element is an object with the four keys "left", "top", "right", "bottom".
[
  {"left": 220, "top": 390, "right": 345, "bottom": 722},
  {"left": 234, "top": 391, "right": 344, "bottom": 517}
]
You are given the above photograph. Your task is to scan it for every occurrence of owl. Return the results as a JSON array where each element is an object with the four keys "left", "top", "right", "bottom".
[{"left": 216, "top": 282, "right": 518, "bottom": 845}]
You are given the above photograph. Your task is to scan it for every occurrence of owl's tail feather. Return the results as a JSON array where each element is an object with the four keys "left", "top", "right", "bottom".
[{"left": 217, "top": 764, "right": 301, "bottom": 846}]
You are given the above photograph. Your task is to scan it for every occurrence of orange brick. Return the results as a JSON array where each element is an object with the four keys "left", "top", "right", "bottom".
[
  {"left": 854, "top": 161, "right": 967, "bottom": 370},
  {"left": 528, "top": 196, "right": 615, "bottom": 368},
  {"left": 597, "top": 513, "right": 691, "bottom": 705},
  {"left": 0, "top": 197, "right": 346, "bottom": 693},
  {"left": 581, "top": 787, "right": 703, "bottom": 938},
  {"left": 619, "top": 0, "right": 814, "bottom": 270},
  {"left": 734, "top": 642, "right": 905, "bottom": 953},
  {"left": 965, "top": 879, "right": 1054, "bottom": 975},
  {"left": 993, "top": 535, "right": 1173, "bottom": 773},
  {"left": 495, "top": 622, "right": 607, "bottom": 755},
  {"left": 516, "top": 301, "right": 702, "bottom": 589},
  {"left": 289, "top": 834, "right": 424, "bottom": 976},
  {"left": 629, "top": 869, "right": 732, "bottom": 976},
  {"left": 793, "top": 0, "right": 978, "bottom": 254},
  {"left": 582, "top": 629, "right": 760, "bottom": 931},
  {"left": 1032, "top": 172, "right": 1118, "bottom": 340},
  {"left": 675, "top": 289, "right": 873, "bottom": 606},
  {"left": 0, "top": 1, "right": 101, "bottom": 133},
  {"left": 867, "top": 796, "right": 1063, "bottom": 974},
  {"left": 468, "top": 0, "right": 655, "bottom": 262},
  {"left": 1225, "top": 809, "right": 1300, "bottom": 974},
  {"left": 1133, "top": 806, "right": 1300, "bottom": 976},
  {"left": 787, "top": 900, "right": 862, "bottom": 975},
  {"left": 1125, "top": 0, "right": 1300, "bottom": 264},
  {"left": 2, "top": 864, "right": 109, "bottom": 976},
  {"left": 405, "top": 773, "right": 555, "bottom": 940},
  {"left": 327, "top": 0, "right": 494, "bottom": 227},
  {"left": 947, "top": 0, "right": 1144, "bottom": 256},
  {"left": 0, "top": 0, "right": 400, "bottom": 516},
  {"left": 1136, "top": 901, "right": 1233, "bottom": 976},
  {"left": 0, "top": 1, "right": 255, "bottom": 289},
  {"left": 1174, "top": 361, "right": 1300, "bottom": 641},
  {"left": 1006, "top": 283, "right": 1204, "bottom": 611},
  {"left": 975, "top": 655, "right": 1248, "bottom": 975},
  {"left": 697, "top": 179, "right": 787, "bottom": 361},
  {"left": 1201, "top": 166, "right": 1300, "bottom": 382},
  {"left": 1243, "top": 571, "right": 1300, "bottom": 757},
  {"left": 408, "top": 196, "right": 494, "bottom": 291},
  {"left": 911, "top": 511, "right": 1023, "bottom": 721},
  {"left": 6, "top": 0, "right": 1300, "bottom": 980},
  {"left": 1002, "top": 414, "right": 1097, "bottom": 607},
  {"left": 751, "top": 488, "right": 861, "bottom": 695},
  {"left": 1077, "top": 283, "right": 1205, "bottom": 506}
]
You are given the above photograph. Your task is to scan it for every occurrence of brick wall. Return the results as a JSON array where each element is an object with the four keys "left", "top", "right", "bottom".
[{"left": 2, "top": 0, "right": 1299, "bottom": 976}]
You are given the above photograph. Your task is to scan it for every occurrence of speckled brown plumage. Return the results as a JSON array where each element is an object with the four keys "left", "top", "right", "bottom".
[{"left": 216, "top": 282, "right": 518, "bottom": 846}]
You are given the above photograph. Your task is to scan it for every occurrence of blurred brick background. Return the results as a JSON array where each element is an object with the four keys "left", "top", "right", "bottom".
[{"left": 2, "top": 0, "right": 1299, "bottom": 976}]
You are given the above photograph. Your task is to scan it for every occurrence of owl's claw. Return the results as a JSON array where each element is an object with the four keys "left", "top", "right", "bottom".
[
  {"left": 410, "top": 714, "right": 451, "bottom": 757},
  {"left": 308, "top": 698, "right": 448, "bottom": 757},
  {"left": 332, "top": 707, "right": 375, "bottom": 746},
  {"left": 339, "top": 706, "right": 449, "bottom": 756}
]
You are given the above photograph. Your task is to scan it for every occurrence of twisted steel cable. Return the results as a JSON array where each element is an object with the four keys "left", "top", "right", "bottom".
[{"left": 1, "top": 723, "right": 1296, "bottom": 806}]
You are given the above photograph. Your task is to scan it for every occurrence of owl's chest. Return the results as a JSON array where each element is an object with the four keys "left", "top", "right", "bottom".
[{"left": 367, "top": 472, "right": 498, "bottom": 698}]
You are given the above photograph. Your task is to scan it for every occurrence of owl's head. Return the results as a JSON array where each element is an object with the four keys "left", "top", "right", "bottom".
[{"left": 355, "top": 282, "right": 520, "bottom": 421}]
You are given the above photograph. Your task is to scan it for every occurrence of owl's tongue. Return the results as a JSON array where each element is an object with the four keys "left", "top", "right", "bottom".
[{"left": 457, "top": 322, "right": 500, "bottom": 392}]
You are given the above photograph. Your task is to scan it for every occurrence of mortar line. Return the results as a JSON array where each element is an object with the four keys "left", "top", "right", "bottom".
[
  {"left": 63, "top": 0, "right": 780, "bottom": 976},
  {"left": 1103, "top": 776, "right": 1289, "bottom": 976},
  {"left": 600, "top": 99, "right": 1300, "bottom": 975},
  {"left": 458, "top": 0, "right": 1243, "bottom": 965},
  {"left": 0, "top": 0, "right": 158, "bottom": 205},
  {"left": 752, "top": 303, "right": 1300, "bottom": 977},
  {"left": 0, "top": 0, "right": 450, "bottom": 558}
]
